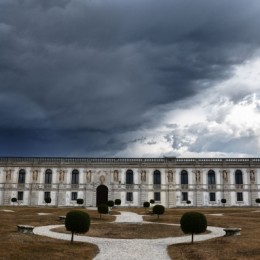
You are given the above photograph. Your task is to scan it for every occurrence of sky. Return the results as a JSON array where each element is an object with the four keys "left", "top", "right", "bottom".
[{"left": 1, "top": 0, "right": 260, "bottom": 158}]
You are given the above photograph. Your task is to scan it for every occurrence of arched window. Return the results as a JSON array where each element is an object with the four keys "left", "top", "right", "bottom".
[
  {"left": 18, "top": 169, "right": 26, "bottom": 184},
  {"left": 45, "top": 169, "right": 52, "bottom": 184},
  {"left": 181, "top": 170, "right": 188, "bottom": 184},
  {"left": 71, "top": 169, "right": 79, "bottom": 184},
  {"left": 153, "top": 170, "right": 161, "bottom": 184},
  {"left": 126, "top": 170, "right": 133, "bottom": 184},
  {"left": 235, "top": 170, "right": 243, "bottom": 184},
  {"left": 208, "top": 170, "right": 216, "bottom": 185}
]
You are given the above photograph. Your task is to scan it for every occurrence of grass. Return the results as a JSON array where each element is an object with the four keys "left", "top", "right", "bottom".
[
  {"left": 162, "top": 208, "right": 260, "bottom": 260},
  {"left": 54, "top": 222, "right": 184, "bottom": 239},
  {"left": 0, "top": 206, "right": 260, "bottom": 259},
  {"left": 0, "top": 206, "right": 114, "bottom": 260}
]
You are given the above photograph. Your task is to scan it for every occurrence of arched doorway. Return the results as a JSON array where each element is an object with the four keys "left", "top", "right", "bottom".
[{"left": 96, "top": 185, "right": 108, "bottom": 206}]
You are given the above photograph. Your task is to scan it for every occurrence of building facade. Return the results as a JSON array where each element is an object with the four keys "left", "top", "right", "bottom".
[{"left": 0, "top": 157, "right": 260, "bottom": 207}]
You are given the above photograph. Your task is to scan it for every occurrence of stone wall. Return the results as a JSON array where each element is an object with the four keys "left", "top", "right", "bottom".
[{"left": 0, "top": 157, "right": 260, "bottom": 207}]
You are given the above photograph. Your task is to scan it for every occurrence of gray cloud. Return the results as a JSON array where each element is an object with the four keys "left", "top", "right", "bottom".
[
  {"left": 1, "top": 0, "right": 260, "bottom": 156},
  {"left": 190, "top": 133, "right": 260, "bottom": 156}
]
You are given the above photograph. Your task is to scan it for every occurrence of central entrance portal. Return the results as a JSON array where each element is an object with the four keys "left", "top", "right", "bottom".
[{"left": 96, "top": 185, "right": 108, "bottom": 206}]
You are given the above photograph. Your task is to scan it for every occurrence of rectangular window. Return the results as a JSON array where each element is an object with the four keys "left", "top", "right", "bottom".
[
  {"left": 44, "top": 192, "right": 51, "bottom": 200},
  {"left": 153, "top": 171, "right": 161, "bottom": 184},
  {"left": 181, "top": 192, "right": 188, "bottom": 201},
  {"left": 45, "top": 172, "right": 52, "bottom": 184},
  {"left": 235, "top": 171, "right": 243, "bottom": 185},
  {"left": 237, "top": 192, "right": 243, "bottom": 202},
  {"left": 71, "top": 192, "right": 78, "bottom": 201},
  {"left": 181, "top": 171, "right": 188, "bottom": 185},
  {"left": 154, "top": 192, "right": 161, "bottom": 201},
  {"left": 126, "top": 171, "right": 134, "bottom": 184},
  {"left": 126, "top": 192, "right": 133, "bottom": 202},
  {"left": 209, "top": 192, "right": 216, "bottom": 202},
  {"left": 18, "top": 172, "right": 26, "bottom": 184},
  {"left": 71, "top": 171, "right": 79, "bottom": 184},
  {"left": 17, "top": 191, "right": 23, "bottom": 201}
]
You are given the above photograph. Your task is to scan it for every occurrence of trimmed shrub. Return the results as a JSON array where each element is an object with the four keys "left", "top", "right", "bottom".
[
  {"left": 150, "top": 199, "right": 155, "bottom": 204},
  {"left": 152, "top": 205, "right": 165, "bottom": 219},
  {"left": 44, "top": 197, "right": 51, "bottom": 205},
  {"left": 143, "top": 201, "right": 150, "bottom": 212},
  {"left": 115, "top": 199, "right": 121, "bottom": 207},
  {"left": 186, "top": 200, "right": 191, "bottom": 205},
  {"left": 77, "top": 198, "right": 84, "bottom": 206},
  {"left": 11, "top": 197, "right": 17, "bottom": 204},
  {"left": 65, "top": 210, "right": 90, "bottom": 244},
  {"left": 256, "top": 198, "right": 260, "bottom": 205},
  {"left": 107, "top": 200, "right": 114, "bottom": 208},
  {"left": 180, "top": 211, "right": 207, "bottom": 243},
  {"left": 98, "top": 203, "right": 109, "bottom": 218},
  {"left": 221, "top": 198, "right": 227, "bottom": 207}
]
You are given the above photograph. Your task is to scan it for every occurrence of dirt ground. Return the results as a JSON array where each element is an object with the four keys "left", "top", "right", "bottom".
[{"left": 0, "top": 206, "right": 260, "bottom": 259}]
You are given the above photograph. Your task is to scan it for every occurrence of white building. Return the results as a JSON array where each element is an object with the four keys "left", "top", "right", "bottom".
[{"left": 1, "top": 157, "right": 259, "bottom": 207}]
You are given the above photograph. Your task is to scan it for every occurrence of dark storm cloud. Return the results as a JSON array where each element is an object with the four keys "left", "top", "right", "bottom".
[{"left": 1, "top": 0, "right": 260, "bottom": 156}]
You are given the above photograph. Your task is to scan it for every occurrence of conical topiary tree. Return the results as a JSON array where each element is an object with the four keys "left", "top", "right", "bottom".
[
  {"left": 65, "top": 210, "right": 91, "bottom": 244},
  {"left": 180, "top": 211, "right": 207, "bottom": 243},
  {"left": 152, "top": 205, "right": 165, "bottom": 219}
]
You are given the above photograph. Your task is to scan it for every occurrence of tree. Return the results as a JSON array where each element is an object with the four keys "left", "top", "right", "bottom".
[
  {"left": 44, "top": 197, "right": 51, "bottom": 206},
  {"left": 186, "top": 200, "right": 191, "bottom": 206},
  {"left": 107, "top": 200, "right": 114, "bottom": 210},
  {"left": 221, "top": 198, "right": 227, "bottom": 207},
  {"left": 143, "top": 201, "right": 150, "bottom": 213},
  {"left": 256, "top": 198, "right": 260, "bottom": 206},
  {"left": 152, "top": 205, "right": 165, "bottom": 219},
  {"left": 180, "top": 211, "right": 207, "bottom": 243},
  {"left": 150, "top": 199, "right": 155, "bottom": 205},
  {"left": 115, "top": 199, "right": 121, "bottom": 207},
  {"left": 76, "top": 198, "right": 84, "bottom": 207},
  {"left": 65, "top": 210, "right": 90, "bottom": 244},
  {"left": 98, "top": 204, "right": 109, "bottom": 219},
  {"left": 11, "top": 197, "right": 17, "bottom": 205}
]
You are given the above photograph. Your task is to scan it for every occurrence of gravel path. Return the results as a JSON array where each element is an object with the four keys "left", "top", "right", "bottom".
[
  {"left": 33, "top": 211, "right": 225, "bottom": 260},
  {"left": 114, "top": 211, "right": 143, "bottom": 223}
]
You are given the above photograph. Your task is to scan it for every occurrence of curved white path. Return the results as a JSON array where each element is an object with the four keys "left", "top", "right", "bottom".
[
  {"left": 114, "top": 211, "right": 143, "bottom": 223},
  {"left": 33, "top": 211, "right": 225, "bottom": 260}
]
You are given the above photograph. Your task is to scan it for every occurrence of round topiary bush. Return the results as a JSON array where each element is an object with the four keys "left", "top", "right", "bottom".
[
  {"left": 256, "top": 198, "right": 260, "bottom": 205},
  {"left": 186, "top": 200, "right": 191, "bottom": 205},
  {"left": 180, "top": 211, "right": 207, "bottom": 243},
  {"left": 65, "top": 210, "right": 91, "bottom": 244},
  {"left": 221, "top": 198, "right": 227, "bottom": 207},
  {"left": 143, "top": 201, "right": 150, "bottom": 212},
  {"left": 107, "top": 200, "right": 115, "bottom": 208},
  {"left": 152, "top": 204, "right": 165, "bottom": 219},
  {"left": 44, "top": 197, "right": 51, "bottom": 205},
  {"left": 115, "top": 199, "right": 121, "bottom": 207},
  {"left": 77, "top": 198, "right": 84, "bottom": 206},
  {"left": 98, "top": 203, "right": 109, "bottom": 218},
  {"left": 11, "top": 197, "right": 17, "bottom": 203},
  {"left": 150, "top": 199, "right": 155, "bottom": 204}
]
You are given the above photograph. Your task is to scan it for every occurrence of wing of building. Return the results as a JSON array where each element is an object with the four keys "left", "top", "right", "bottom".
[{"left": 1, "top": 157, "right": 259, "bottom": 207}]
